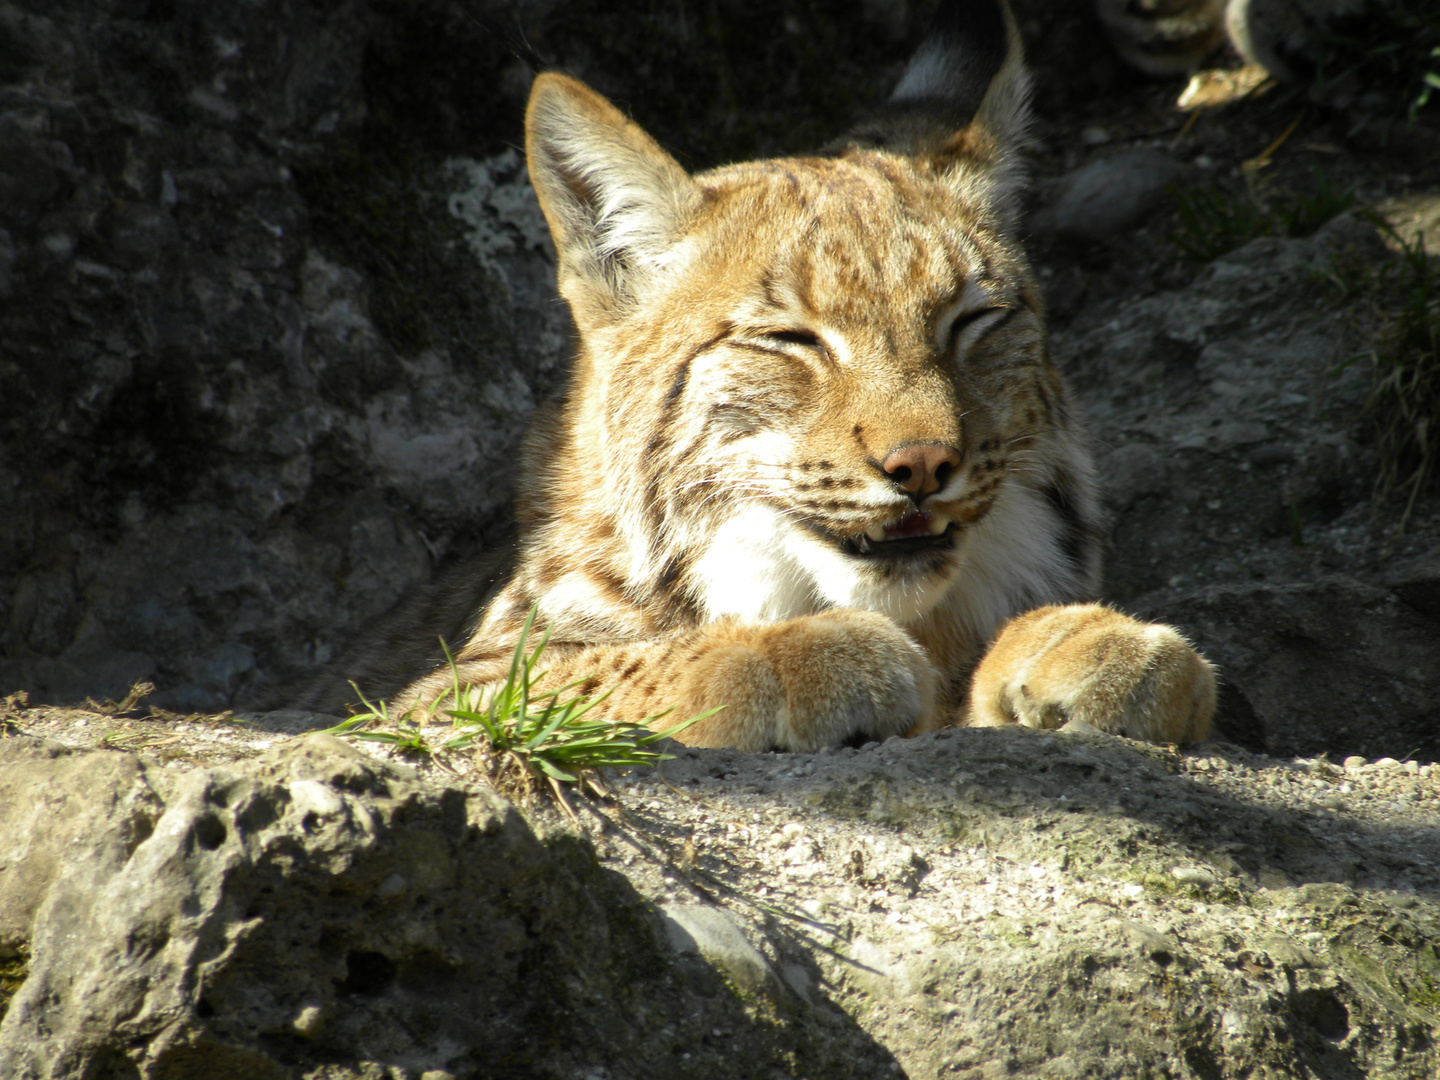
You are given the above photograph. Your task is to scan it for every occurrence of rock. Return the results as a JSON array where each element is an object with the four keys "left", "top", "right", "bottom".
[
  {"left": 1166, "top": 577, "right": 1440, "bottom": 761},
  {"left": 1387, "top": 544, "right": 1440, "bottom": 621},
  {"left": 5, "top": 708, "right": 1440, "bottom": 1078},
  {"left": 662, "top": 903, "right": 777, "bottom": 998},
  {"left": 1033, "top": 150, "right": 1187, "bottom": 243},
  {"left": 1170, "top": 865, "right": 1218, "bottom": 887},
  {"left": 0, "top": 733, "right": 894, "bottom": 1079},
  {"left": 1056, "top": 216, "right": 1440, "bottom": 761},
  {"left": 0, "top": 0, "right": 565, "bottom": 711}
]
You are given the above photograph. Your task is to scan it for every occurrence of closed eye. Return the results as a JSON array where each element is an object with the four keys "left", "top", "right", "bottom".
[
  {"left": 764, "top": 329, "right": 823, "bottom": 350},
  {"left": 947, "top": 306, "right": 1013, "bottom": 355}
]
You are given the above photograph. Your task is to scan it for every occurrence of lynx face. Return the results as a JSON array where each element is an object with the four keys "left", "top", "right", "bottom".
[
  {"left": 574, "top": 155, "right": 1054, "bottom": 627},
  {"left": 367, "top": 0, "right": 1215, "bottom": 751}
]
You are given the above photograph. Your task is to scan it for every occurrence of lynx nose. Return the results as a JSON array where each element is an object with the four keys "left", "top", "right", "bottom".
[{"left": 882, "top": 443, "right": 963, "bottom": 499}]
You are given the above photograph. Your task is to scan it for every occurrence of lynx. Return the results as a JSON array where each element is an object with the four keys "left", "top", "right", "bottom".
[
  {"left": 1095, "top": 0, "right": 1227, "bottom": 76},
  {"left": 1094, "top": 0, "right": 1370, "bottom": 82},
  {"left": 324, "top": 0, "right": 1217, "bottom": 750}
]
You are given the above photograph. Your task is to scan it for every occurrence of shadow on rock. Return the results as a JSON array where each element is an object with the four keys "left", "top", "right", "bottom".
[{"left": 0, "top": 733, "right": 898, "bottom": 1080}]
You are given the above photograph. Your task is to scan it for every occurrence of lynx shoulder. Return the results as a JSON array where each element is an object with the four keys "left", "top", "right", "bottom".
[{"left": 317, "top": 0, "right": 1215, "bottom": 750}]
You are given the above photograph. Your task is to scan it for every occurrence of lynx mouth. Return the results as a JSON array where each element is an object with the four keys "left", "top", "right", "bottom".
[{"left": 839, "top": 512, "right": 955, "bottom": 558}]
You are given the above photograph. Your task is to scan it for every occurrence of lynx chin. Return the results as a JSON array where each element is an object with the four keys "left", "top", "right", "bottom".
[{"left": 304, "top": 0, "right": 1216, "bottom": 751}]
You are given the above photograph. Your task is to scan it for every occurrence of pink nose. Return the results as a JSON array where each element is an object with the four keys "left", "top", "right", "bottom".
[{"left": 881, "top": 443, "right": 963, "bottom": 497}]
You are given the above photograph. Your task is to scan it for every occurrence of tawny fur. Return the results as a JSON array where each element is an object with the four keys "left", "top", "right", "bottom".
[
  {"left": 345, "top": 0, "right": 1217, "bottom": 750},
  {"left": 1093, "top": 0, "right": 1371, "bottom": 82},
  {"left": 1094, "top": 0, "right": 1227, "bottom": 76},
  {"left": 968, "top": 605, "right": 1216, "bottom": 743}
]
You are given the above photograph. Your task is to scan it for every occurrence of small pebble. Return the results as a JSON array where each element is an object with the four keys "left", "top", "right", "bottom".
[
  {"left": 292, "top": 1004, "right": 326, "bottom": 1038},
  {"left": 1172, "top": 867, "right": 1217, "bottom": 888}
]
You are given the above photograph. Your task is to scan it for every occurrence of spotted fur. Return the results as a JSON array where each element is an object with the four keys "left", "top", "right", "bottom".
[{"left": 377, "top": 0, "right": 1216, "bottom": 750}]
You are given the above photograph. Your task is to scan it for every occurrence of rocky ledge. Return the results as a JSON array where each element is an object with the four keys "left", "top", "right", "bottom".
[{"left": 1, "top": 709, "right": 1436, "bottom": 1079}]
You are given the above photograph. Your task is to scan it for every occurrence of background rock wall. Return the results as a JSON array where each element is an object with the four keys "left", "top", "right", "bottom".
[
  {"left": 2, "top": 0, "right": 556, "bottom": 711},
  {"left": 2, "top": 0, "right": 1438, "bottom": 758},
  {"left": 0, "top": 0, "right": 939, "bottom": 713}
]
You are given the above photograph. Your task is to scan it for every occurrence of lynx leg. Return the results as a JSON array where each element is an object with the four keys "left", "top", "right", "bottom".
[
  {"left": 705, "top": 610, "right": 941, "bottom": 751},
  {"left": 396, "top": 609, "right": 939, "bottom": 753},
  {"left": 968, "top": 604, "right": 1215, "bottom": 743}
]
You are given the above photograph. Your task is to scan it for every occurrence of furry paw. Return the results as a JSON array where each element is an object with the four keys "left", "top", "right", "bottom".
[
  {"left": 677, "top": 610, "right": 940, "bottom": 752},
  {"left": 968, "top": 604, "right": 1215, "bottom": 743}
]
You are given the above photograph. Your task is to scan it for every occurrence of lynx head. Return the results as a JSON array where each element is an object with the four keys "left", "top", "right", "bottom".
[{"left": 519, "top": 0, "right": 1098, "bottom": 639}]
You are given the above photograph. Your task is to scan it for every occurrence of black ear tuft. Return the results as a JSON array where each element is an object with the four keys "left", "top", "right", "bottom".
[
  {"left": 889, "top": 0, "right": 1012, "bottom": 122},
  {"left": 832, "top": 0, "right": 1033, "bottom": 229}
]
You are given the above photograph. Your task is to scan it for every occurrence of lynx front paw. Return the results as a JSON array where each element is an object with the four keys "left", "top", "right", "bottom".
[
  {"left": 677, "top": 610, "right": 940, "bottom": 752},
  {"left": 968, "top": 604, "right": 1215, "bottom": 743}
]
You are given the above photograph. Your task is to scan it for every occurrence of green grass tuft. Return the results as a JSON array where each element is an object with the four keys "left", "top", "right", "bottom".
[
  {"left": 1354, "top": 224, "right": 1440, "bottom": 534},
  {"left": 1307, "top": 1, "right": 1440, "bottom": 122},
  {"left": 1169, "top": 170, "right": 1357, "bottom": 262},
  {"left": 325, "top": 608, "right": 717, "bottom": 804}
]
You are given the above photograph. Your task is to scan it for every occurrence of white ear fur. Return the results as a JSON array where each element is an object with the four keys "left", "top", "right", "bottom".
[{"left": 525, "top": 73, "right": 703, "bottom": 324}]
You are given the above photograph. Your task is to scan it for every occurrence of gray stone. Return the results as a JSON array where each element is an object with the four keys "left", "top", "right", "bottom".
[
  {"left": 1054, "top": 216, "right": 1440, "bottom": 760},
  {"left": 5, "top": 708, "right": 1440, "bottom": 1079},
  {"left": 1034, "top": 149, "right": 1187, "bottom": 242},
  {"left": 0, "top": 734, "right": 895, "bottom": 1079},
  {"left": 1162, "top": 577, "right": 1440, "bottom": 760},
  {"left": 1387, "top": 545, "right": 1440, "bottom": 622},
  {"left": 662, "top": 903, "right": 775, "bottom": 996}
]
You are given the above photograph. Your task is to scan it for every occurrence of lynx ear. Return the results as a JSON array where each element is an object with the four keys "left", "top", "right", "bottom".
[
  {"left": 842, "top": 0, "right": 1032, "bottom": 228},
  {"left": 526, "top": 73, "right": 703, "bottom": 325}
]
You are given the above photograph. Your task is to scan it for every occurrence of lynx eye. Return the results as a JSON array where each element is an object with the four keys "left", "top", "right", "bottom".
[
  {"left": 945, "top": 306, "right": 1012, "bottom": 356},
  {"left": 764, "top": 329, "right": 823, "bottom": 350}
]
